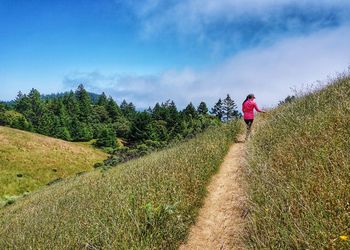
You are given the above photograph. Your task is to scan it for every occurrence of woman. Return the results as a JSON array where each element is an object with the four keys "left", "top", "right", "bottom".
[{"left": 242, "top": 94, "right": 264, "bottom": 140}]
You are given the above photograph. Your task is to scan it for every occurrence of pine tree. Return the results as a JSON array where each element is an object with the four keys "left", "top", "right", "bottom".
[
  {"left": 37, "top": 112, "right": 54, "bottom": 135},
  {"left": 183, "top": 102, "right": 198, "bottom": 119},
  {"left": 152, "top": 103, "right": 162, "bottom": 120},
  {"left": 223, "top": 94, "right": 239, "bottom": 121},
  {"left": 211, "top": 98, "right": 224, "bottom": 121},
  {"left": 197, "top": 101, "right": 208, "bottom": 115},
  {"left": 120, "top": 100, "right": 136, "bottom": 120},
  {"left": 63, "top": 91, "right": 80, "bottom": 118},
  {"left": 75, "top": 84, "right": 92, "bottom": 122},
  {"left": 93, "top": 105, "right": 110, "bottom": 123},
  {"left": 14, "top": 91, "right": 31, "bottom": 114},
  {"left": 26, "top": 88, "right": 46, "bottom": 128},
  {"left": 106, "top": 97, "right": 122, "bottom": 121},
  {"left": 130, "top": 111, "right": 152, "bottom": 142},
  {"left": 97, "top": 92, "right": 108, "bottom": 106},
  {"left": 165, "top": 100, "right": 179, "bottom": 130}
]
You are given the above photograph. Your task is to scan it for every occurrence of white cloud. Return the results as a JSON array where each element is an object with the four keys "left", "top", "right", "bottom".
[
  {"left": 64, "top": 25, "right": 350, "bottom": 110},
  {"left": 129, "top": 0, "right": 350, "bottom": 37}
]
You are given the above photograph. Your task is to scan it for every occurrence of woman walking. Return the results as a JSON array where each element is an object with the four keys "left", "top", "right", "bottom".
[{"left": 242, "top": 94, "right": 264, "bottom": 140}]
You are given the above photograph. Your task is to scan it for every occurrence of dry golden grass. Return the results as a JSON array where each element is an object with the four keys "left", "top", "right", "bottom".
[
  {"left": 245, "top": 75, "right": 350, "bottom": 249},
  {"left": 0, "top": 121, "right": 241, "bottom": 249},
  {"left": 0, "top": 126, "right": 107, "bottom": 204}
]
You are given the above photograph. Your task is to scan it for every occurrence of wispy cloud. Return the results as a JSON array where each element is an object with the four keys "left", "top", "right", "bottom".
[
  {"left": 124, "top": 0, "right": 350, "bottom": 50},
  {"left": 64, "top": 24, "right": 350, "bottom": 109}
]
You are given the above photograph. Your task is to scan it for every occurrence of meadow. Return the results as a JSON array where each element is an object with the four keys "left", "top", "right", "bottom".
[
  {"left": 0, "top": 126, "right": 107, "bottom": 206},
  {"left": 0, "top": 121, "right": 241, "bottom": 249},
  {"left": 245, "top": 75, "right": 350, "bottom": 249}
]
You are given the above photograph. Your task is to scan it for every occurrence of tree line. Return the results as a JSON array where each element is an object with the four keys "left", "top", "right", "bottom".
[{"left": 0, "top": 84, "right": 240, "bottom": 149}]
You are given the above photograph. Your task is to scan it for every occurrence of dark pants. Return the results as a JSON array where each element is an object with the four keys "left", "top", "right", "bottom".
[{"left": 244, "top": 119, "right": 254, "bottom": 130}]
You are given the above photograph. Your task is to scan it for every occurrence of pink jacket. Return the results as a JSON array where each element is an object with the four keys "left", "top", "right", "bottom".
[{"left": 242, "top": 99, "right": 262, "bottom": 120}]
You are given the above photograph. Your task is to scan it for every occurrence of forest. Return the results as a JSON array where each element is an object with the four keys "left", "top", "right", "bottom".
[{"left": 0, "top": 85, "right": 240, "bottom": 163}]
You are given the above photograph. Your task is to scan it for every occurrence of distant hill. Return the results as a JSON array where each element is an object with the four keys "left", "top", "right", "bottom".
[{"left": 0, "top": 126, "right": 107, "bottom": 200}]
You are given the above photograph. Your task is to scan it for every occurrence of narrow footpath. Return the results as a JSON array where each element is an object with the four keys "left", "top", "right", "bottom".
[{"left": 180, "top": 140, "right": 246, "bottom": 250}]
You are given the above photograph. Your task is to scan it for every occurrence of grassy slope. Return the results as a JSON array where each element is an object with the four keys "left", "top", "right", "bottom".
[
  {"left": 0, "top": 126, "right": 107, "bottom": 199},
  {"left": 0, "top": 121, "right": 241, "bottom": 249},
  {"left": 246, "top": 75, "right": 350, "bottom": 249}
]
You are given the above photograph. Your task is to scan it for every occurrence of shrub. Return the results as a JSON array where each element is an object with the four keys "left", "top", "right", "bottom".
[
  {"left": 0, "top": 110, "right": 32, "bottom": 131},
  {"left": 95, "top": 127, "right": 117, "bottom": 148}
]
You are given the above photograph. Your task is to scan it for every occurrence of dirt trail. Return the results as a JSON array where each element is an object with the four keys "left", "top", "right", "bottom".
[{"left": 180, "top": 140, "right": 246, "bottom": 250}]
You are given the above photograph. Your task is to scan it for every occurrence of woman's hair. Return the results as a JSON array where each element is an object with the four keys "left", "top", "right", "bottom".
[{"left": 242, "top": 94, "right": 255, "bottom": 105}]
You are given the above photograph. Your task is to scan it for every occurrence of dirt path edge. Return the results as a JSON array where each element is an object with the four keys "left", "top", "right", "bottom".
[{"left": 179, "top": 141, "right": 246, "bottom": 250}]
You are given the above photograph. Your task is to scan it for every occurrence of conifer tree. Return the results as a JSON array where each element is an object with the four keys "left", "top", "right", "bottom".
[
  {"left": 97, "top": 92, "right": 108, "bottom": 107},
  {"left": 106, "top": 97, "right": 121, "bottom": 121},
  {"left": 120, "top": 100, "right": 136, "bottom": 120},
  {"left": 211, "top": 98, "right": 224, "bottom": 121},
  {"left": 197, "top": 101, "right": 208, "bottom": 115},
  {"left": 223, "top": 94, "right": 239, "bottom": 121},
  {"left": 183, "top": 102, "right": 197, "bottom": 119},
  {"left": 130, "top": 111, "right": 152, "bottom": 141},
  {"left": 63, "top": 91, "right": 80, "bottom": 119},
  {"left": 26, "top": 88, "right": 46, "bottom": 128},
  {"left": 93, "top": 105, "right": 110, "bottom": 123},
  {"left": 165, "top": 100, "right": 179, "bottom": 129},
  {"left": 37, "top": 111, "right": 54, "bottom": 135},
  {"left": 14, "top": 91, "right": 31, "bottom": 114},
  {"left": 152, "top": 103, "right": 162, "bottom": 120},
  {"left": 75, "top": 84, "right": 92, "bottom": 122}
]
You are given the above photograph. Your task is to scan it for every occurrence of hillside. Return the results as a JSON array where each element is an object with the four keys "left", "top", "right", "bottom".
[
  {"left": 0, "top": 126, "right": 107, "bottom": 202},
  {"left": 246, "top": 75, "right": 350, "bottom": 249},
  {"left": 0, "top": 122, "right": 241, "bottom": 249}
]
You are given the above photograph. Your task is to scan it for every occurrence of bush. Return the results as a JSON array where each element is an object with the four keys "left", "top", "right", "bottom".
[
  {"left": 136, "top": 143, "right": 150, "bottom": 156},
  {"left": 103, "top": 155, "right": 123, "bottom": 167},
  {"left": 95, "top": 127, "right": 117, "bottom": 148},
  {"left": 0, "top": 110, "right": 32, "bottom": 131},
  {"left": 144, "top": 139, "right": 164, "bottom": 149}
]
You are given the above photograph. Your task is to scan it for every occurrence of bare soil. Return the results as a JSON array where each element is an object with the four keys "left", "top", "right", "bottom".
[{"left": 180, "top": 141, "right": 246, "bottom": 250}]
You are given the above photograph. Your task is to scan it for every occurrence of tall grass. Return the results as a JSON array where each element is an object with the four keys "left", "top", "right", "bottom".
[
  {"left": 0, "top": 121, "right": 241, "bottom": 249},
  {"left": 246, "top": 75, "right": 350, "bottom": 249}
]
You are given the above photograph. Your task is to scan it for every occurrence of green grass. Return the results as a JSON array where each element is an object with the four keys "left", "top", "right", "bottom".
[
  {"left": 0, "top": 121, "right": 241, "bottom": 249},
  {"left": 0, "top": 126, "right": 107, "bottom": 204},
  {"left": 245, "top": 75, "right": 350, "bottom": 249}
]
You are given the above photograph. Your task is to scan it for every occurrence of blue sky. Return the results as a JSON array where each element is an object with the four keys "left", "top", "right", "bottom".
[{"left": 1, "top": 0, "right": 350, "bottom": 108}]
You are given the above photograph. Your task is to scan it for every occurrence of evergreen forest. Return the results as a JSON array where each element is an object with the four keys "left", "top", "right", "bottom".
[{"left": 0, "top": 85, "right": 240, "bottom": 163}]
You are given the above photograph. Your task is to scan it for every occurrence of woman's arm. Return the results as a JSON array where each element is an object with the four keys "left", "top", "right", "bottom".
[{"left": 254, "top": 103, "right": 263, "bottom": 112}]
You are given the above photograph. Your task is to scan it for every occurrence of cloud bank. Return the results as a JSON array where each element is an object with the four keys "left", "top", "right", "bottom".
[
  {"left": 122, "top": 0, "right": 350, "bottom": 53},
  {"left": 64, "top": 24, "right": 350, "bottom": 109}
]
